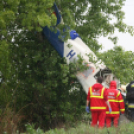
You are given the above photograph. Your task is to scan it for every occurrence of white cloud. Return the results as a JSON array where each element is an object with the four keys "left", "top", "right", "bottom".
[{"left": 98, "top": 0, "right": 134, "bottom": 52}]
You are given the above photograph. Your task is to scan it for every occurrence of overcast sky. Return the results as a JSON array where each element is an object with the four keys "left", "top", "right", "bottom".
[{"left": 98, "top": 0, "right": 134, "bottom": 52}]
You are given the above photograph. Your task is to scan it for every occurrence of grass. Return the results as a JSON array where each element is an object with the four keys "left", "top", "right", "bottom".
[
  {"left": 44, "top": 122, "right": 134, "bottom": 134},
  {"left": 1, "top": 113, "right": 134, "bottom": 134},
  {"left": 43, "top": 113, "right": 134, "bottom": 134}
]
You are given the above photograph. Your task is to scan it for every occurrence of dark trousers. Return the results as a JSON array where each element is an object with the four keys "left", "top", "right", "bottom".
[{"left": 128, "top": 109, "right": 134, "bottom": 121}]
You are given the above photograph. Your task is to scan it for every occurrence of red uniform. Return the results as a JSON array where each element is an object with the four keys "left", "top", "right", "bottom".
[
  {"left": 106, "top": 81, "right": 125, "bottom": 127},
  {"left": 87, "top": 83, "right": 108, "bottom": 128}
]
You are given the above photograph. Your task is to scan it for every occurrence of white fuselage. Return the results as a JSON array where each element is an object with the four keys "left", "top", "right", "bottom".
[{"left": 64, "top": 37, "right": 108, "bottom": 94}]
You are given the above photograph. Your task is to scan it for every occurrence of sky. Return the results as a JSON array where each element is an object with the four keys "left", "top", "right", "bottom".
[{"left": 98, "top": 0, "right": 134, "bottom": 52}]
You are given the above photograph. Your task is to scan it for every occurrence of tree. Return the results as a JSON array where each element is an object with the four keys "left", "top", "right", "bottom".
[
  {"left": 0, "top": 0, "right": 133, "bottom": 132},
  {"left": 55, "top": 0, "right": 134, "bottom": 51},
  {"left": 98, "top": 46, "right": 134, "bottom": 83}
]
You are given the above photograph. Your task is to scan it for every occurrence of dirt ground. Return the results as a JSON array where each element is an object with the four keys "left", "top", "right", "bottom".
[{"left": 119, "top": 114, "right": 130, "bottom": 125}]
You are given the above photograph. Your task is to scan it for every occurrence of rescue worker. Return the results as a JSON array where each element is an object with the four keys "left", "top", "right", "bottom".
[
  {"left": 126, "top": 81, "right": 134, "bottom": 121},
  {"left": 86, "top": 76, "right": 111, "bottom": 128},
  {"left": 106, "top": 81, "right": 125, "bottom": 127}
]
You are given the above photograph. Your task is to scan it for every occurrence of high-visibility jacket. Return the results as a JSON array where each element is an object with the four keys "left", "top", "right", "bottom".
[
  {"left": 106, "top": 81, "right": 125, "bottom": 115},
  {"left": 87, "top": 83, "right": 108, "bottom": 111},
  {"left": 126, "top": 81, "right": 134, "bottom": 109}
]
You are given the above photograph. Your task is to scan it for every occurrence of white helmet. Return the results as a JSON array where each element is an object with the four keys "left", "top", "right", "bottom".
[{"left": 120, "top": 84, "right": 126, "bottom": 93}]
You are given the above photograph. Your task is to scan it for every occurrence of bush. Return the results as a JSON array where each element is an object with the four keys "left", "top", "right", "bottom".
[{"left": 0, "top": 105, "right": 24, "bottom": 134}]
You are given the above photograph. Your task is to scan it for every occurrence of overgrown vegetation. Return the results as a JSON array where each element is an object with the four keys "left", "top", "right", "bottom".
[
  {"left": 7, "top": 120, "right": 134, "bottom": 134},
  {"left": 44, "top": 122, "right": 134, "bottom": 134},
  {"left": 98, "top": 46, "right": 134, "bottom": 83},
  {"left": 0, "top": 0, "right": 134, "bottom": 133}
]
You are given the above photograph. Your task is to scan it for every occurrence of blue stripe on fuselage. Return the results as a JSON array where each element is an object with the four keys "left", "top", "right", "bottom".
[{"left": 43, "top": 26, "right": 64, "bottom": 57}]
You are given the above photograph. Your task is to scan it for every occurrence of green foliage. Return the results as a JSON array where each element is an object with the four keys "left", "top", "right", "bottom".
[
  {"left": 19, "top": 121, "right": 134, "bottom": 134},
  {"left": 55, "top": 0, "right": 134, "bottom": 51},
  {"left": 0, "top": 0, "right": 133, "bottom": 133},
  {"left": 24, "top": 124, "right": 45, "bottom": 134},
  {"left": 98, "top": 46, "right": 134, "bottom": 83},
  {"left": 8, "top": 30, "right": 86, "bottom": 130},
  {"left": 0, "top": 105, "right": 22, "bottom": 134},
  {"left": 44, "top": 122, "right": 134, "bottom": 134}
]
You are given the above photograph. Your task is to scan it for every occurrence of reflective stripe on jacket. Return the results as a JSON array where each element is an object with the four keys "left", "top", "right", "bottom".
[
  {"left": 106, "top": 81, "right": 125, "bottom": 116},
  {"left": 88, "top": 85, "right": 107, "bottom": 111},
  {"left": 128, "top": 103, "right": 134, "bottom": 109}
]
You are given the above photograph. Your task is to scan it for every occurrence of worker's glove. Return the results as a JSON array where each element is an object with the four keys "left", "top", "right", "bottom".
[
  {"left": 86, "top": 106, "right": 90, "bottom": 113},
  {"left": 109, "top": 108, "right": 112, "bottom": 113}
]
